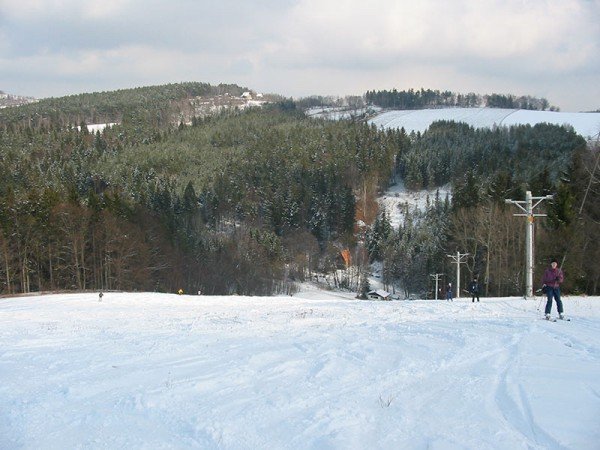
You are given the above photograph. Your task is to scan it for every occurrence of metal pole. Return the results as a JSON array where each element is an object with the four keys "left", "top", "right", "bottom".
[
  {"left": 456, "top": 251, "right": 461, "bottom": 299},
  {"left": 505, "top": 191, "right": 553, "bottom": 299},
  {"left": 526, "top": 191, "right": 533, "bottom": 299},
  {"left": 430, "top": 273, "right": 443, "bottom": 300},
  {"left": 446, "top": 252, "right": 469, "bottom": 299}
]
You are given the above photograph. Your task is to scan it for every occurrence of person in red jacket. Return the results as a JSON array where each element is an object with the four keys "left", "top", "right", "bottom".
[{"left": 541, "top": 258, "right": 565, "bottom": 320}]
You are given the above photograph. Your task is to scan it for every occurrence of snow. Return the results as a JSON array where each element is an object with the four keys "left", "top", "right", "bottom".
[
  {"left": 369, "top": 108, "right": 600, "bottom": 140},
  {"left": 76, "top": 123, "right": 118, "bottom": 133},
  {"left": 1, "top": 290, "right": 599, "bottom": 449},
  {"left": 378, "top": 181, "right": 452, "bottom": 228}
]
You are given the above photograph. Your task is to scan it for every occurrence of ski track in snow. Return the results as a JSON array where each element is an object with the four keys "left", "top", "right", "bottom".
[{"left": 1, "top": 292, "right": 599, "bottom": 449}]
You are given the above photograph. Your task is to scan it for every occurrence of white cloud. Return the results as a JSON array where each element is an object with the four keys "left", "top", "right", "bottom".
[
  {"left": 0, "top": 0, "right": 132, "bottom": 19},
  {"left": 264, "top": 0, "right": 598, "bottom": 72},
  {"left": 81, "top": 0, "right": 134, "bottom": 19},
  {"left": 231, "top": 0, "right": 598, "bottom": 110},
  {"left": 0, "top": 0, "right": 598, "bottom": 111}
]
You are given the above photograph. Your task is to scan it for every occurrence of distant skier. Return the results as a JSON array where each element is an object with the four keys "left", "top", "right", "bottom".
[
  {"left": 446, "top": 282, "right": 453, "bottom": 302},
  {"left": 542, "top": 258, "right": 565, "bottom": 320},
  {"left": 469, "top": 277, "right": 480, "bottom": 303}
]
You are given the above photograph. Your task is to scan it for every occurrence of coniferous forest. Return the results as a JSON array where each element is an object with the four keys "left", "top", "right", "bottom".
[
  {"left": 365, "top": 88, "right": 557, "bottom": 111},
  {"left": 1, "top": 82, "right": 598, "bottom": 297}
]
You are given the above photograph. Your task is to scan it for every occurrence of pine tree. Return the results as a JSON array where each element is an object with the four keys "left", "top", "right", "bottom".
[
  {"left": 367, "top": 211, "right": 392, "bottom": 262},
  {"left": 357, "top": 270, "right": 370, "bottom": 299}
]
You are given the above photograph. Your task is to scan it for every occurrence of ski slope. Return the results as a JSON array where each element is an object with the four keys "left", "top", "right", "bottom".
[
  {"left": 369, "top": 108, "right": 600, "bottom": 139},
  {"left": 1, "top": 290, "right": 599, "bottom": 449}
]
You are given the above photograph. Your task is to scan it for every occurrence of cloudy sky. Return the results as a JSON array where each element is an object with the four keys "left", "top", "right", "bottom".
[{"left": 1, "top": 0, "right": 599, "bottom": 111}]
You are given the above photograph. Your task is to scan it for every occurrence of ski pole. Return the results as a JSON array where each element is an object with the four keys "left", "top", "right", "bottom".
[{"left": 534, "top": 288, "right": 544, "bottom": 311}]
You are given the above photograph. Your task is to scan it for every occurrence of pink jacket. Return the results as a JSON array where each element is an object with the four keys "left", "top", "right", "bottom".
[{"left": 542, "top": 267, "right": 564, "bottom": 288}]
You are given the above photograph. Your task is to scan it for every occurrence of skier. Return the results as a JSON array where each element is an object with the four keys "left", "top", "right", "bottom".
[
  {"left": 446, "top": 282, "right": 453, "bottom": 302},
  {"left": 469, "top": 277, "right": 480, "bottom": 302},
  {"left": 541, "top": 258, "right": 565, "bottom": 320}
]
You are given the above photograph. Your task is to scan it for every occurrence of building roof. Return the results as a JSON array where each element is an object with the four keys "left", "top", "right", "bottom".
[{"left": 368, "top": 289, "right": 391, "bottom": 298}]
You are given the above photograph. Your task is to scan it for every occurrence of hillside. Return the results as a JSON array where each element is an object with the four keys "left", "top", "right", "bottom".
[
  {"left": 0, "top": 90, "right": 36, "bottom": 109},
  {"left": 0, "top": 82, "right": 272, "bottom": 130},
  {"left": 1, "top": 290, "right": 599, "bottom": 448},
  {"left": 1, "top": 82, "right": 599, "bottom": 298},
  {"left": 368, "top": 107, "right": 600, "bottom": 140}
]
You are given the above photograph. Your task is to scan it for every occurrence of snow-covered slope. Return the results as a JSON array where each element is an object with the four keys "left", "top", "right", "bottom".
[
  {"left": 369, "top": 108, "right": 600, "bottom": 139},
  {"left": 377, "top": 181, "right": 451, "bottom": 229},
  {"left": 1, "top": 291, "right": 599, "bottom": 449}
]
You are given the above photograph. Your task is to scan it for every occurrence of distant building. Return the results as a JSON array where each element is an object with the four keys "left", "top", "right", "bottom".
[
  {"left": 241, "top": 92, "right": 253, "bottom": 99},
  {"left": 368, "top": 289, "right": 391, "bottom": 300}
]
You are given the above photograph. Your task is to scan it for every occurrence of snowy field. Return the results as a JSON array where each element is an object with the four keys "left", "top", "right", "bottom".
[
  {"left": 1, "top": 290, "right": 599, "bottom": 449},
  {"left": 377, "top": 181, "right": 452, "bottom": 228},
  {"left": 368, "top": 108, "right": 600, "bottom": 139},
  {"left": 75, "top": 123, "right": 118, "bottom": 133}
]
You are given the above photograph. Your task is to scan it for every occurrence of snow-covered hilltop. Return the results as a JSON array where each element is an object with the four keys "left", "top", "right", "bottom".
[
  {"left": 189, "top": 91, "right": 270, "bottom": 118},
  {"left": 0, "top": 90, "right": 37, "bottom": 109},
  {"left": 368, "top": 107, "right": 600, "bottom": 140},
  {"left": 1, "top": 291, "right": 599, "bottom": 448}
]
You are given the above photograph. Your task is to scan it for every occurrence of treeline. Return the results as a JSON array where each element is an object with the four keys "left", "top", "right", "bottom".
[{"left": 365, "top": 88, "right": 556, "bottom": 111}]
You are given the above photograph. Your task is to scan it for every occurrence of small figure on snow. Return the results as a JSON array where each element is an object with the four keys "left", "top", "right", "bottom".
[
  {"left": 177, "top": 288, "right": 184, "bottom": 295},
  {"left": 446, "top": 282, "right": 453, "bottom": 302},
  {"left": 98, "top": 291, "right": 103, "bottom": 302},
  {"left": 542, "top": 258, "right": 565, "bottom": 320},
  {"left": 469, "top": 277, "right": 480, "bottom": 303}
]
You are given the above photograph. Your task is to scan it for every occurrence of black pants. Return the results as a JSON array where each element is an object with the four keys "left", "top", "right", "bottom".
[
  {"left": 471, "top": 293, "right": 479, "bottom": 302},
  {"left": 545, "top": 287, "right": 563, "bottom": 315}
]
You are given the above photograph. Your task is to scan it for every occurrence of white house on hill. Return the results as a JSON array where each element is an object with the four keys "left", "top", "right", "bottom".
[{"left": 368, "top": 290, "right": 391, "bottom": 300}]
